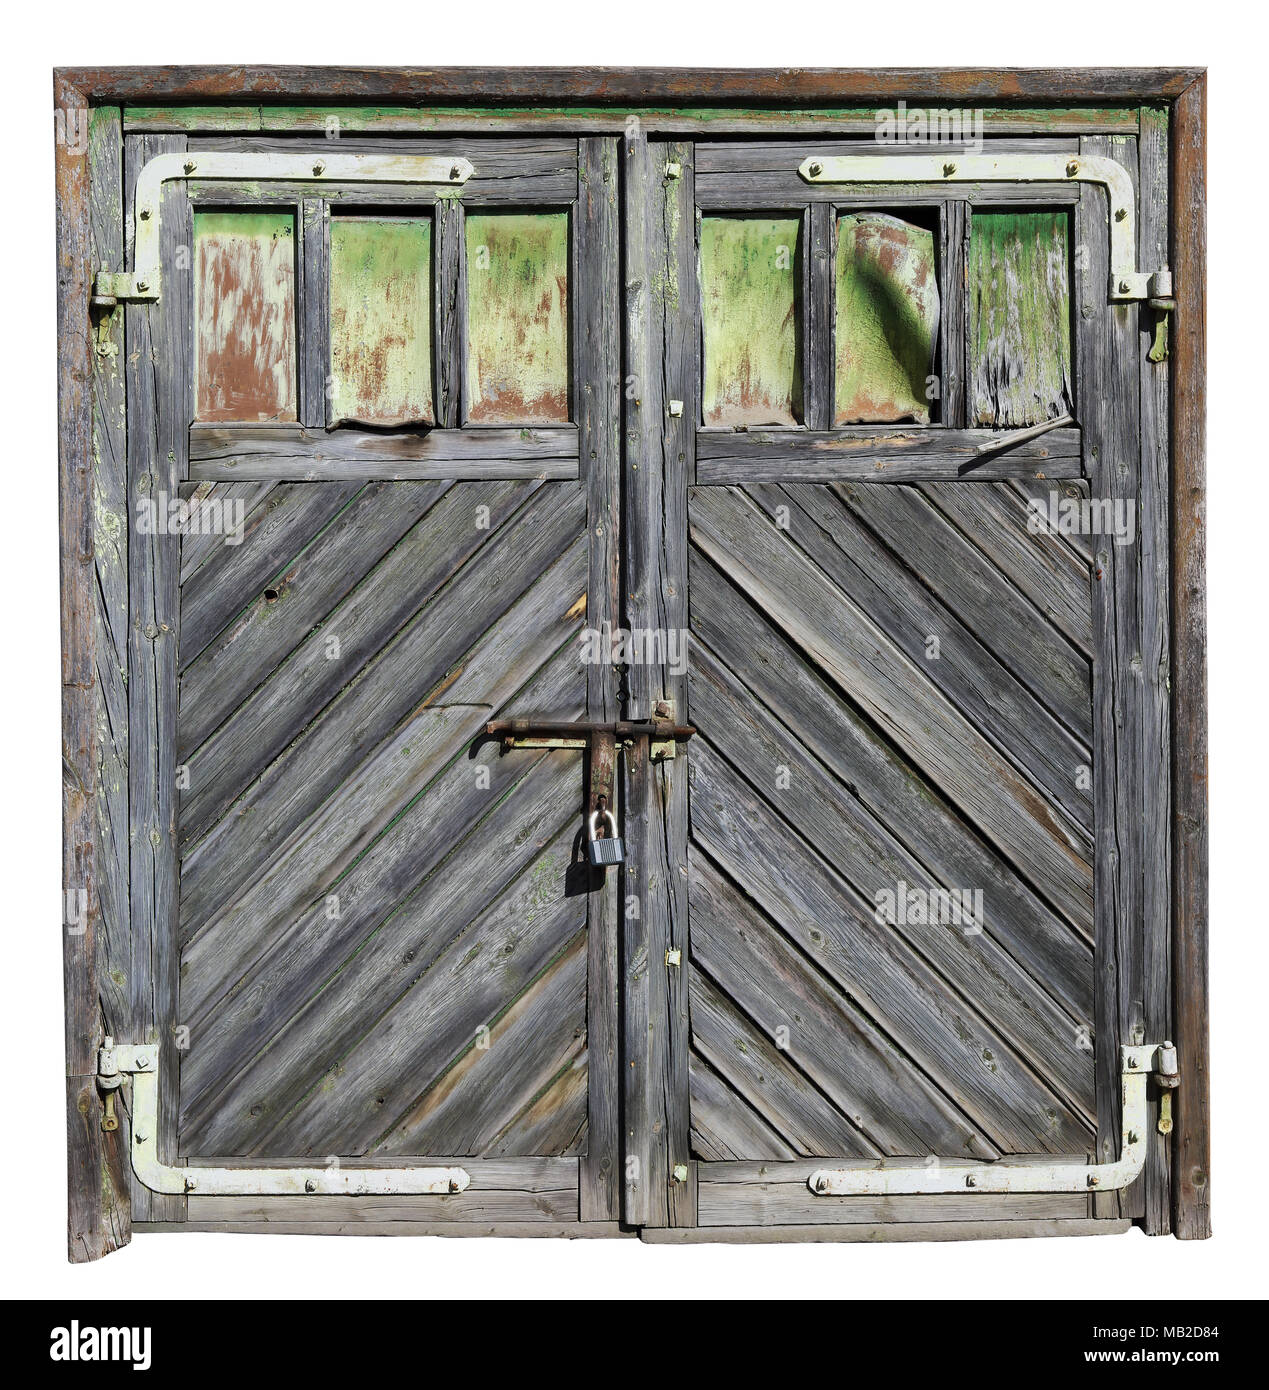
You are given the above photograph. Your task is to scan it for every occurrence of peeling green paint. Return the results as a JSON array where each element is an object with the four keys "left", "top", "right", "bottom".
[
  {"left": 969, "top": 210, "right": 1073, "bottom": 427},
  {"left": 835, "top": 213, "right": 939, "bottom": 425},
  {"left": 329, "top": 216, "right": 434, "bottom": 426},
  {"left": 700, "top": 216, "right": 800, "bottom": 427},
  {"left": 465, "top": 212, "right": 570, "bottom": 424}
]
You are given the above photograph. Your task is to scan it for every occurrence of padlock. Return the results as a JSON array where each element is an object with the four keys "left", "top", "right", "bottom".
[{"left": 587, "top": 807, "right": 624, "bottom": 867}]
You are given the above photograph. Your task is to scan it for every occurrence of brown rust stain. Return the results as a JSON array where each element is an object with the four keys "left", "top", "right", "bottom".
[
  {"left": 465, "top": 213, "right": 570, "bottom": 424},
  {"left": 194, "top": 210, "right": 297, "bottom": 423}
]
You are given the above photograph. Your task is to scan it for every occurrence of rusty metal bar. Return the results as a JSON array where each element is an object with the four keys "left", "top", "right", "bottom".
[{"left": 486, "top": 718, "right": 697, "bottom": 742}]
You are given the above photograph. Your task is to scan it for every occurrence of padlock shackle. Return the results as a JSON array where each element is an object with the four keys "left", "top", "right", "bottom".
[{"left": 588, "top": 808, "right": 619, "bottom": 841}]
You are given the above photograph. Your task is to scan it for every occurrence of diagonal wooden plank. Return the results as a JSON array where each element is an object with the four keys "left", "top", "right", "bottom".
[
  {"left": 692, "top": 742, "right": 1093, "bottom": 1153},
  {"left": 263, "top": 826, "right": 587, "bottom": 1156},
  {"left": 178, "top": 480, "right": 276, "bottom": 583},
  {"left": 690, "top": 848, "right": 999, "bottom": 1160},
  {"left": 178, "top": 481, "right": 360, "bottom": 664},
  {"left": 833, "top": 478, "right": 1092, "bottom": 741},
  {"left": 178, "top": 479, "right": 448, "bottom": 755},
  {"left": 689, "top": 486, "right": 1093, "bottom": 931},
  {"left": 768, "top": 482, "right": 1092, "bottom": 838},
  {"left": 689, "top": 1053, "right": 798, "bottom": 1163},
  {"left": 917, "top": 480, "right": 1094, "bottom": 654},
  {"left": 689, "top": 547, "right": 1094, "bottom": 1014},
  {"left": 376, "top": 931, "right": 588, "bottom": 1156},
  {"left": 487, "top": 1055, "right": 589, "bottom": 1159},
  {"left": 690, "top": 638, "right": 1095, "bottom": 1121},
  {"left": 178, "top": 477, "right": 546, "bottom": 845},
  {"left": 181, "top": 701, "right": 487, "bottom": 1022},
  {"left": 178, "top": 492, "right": 585, "bottom": 934},
  {"left": 691, "top": 970, "right": 877, "bottom": 1158},
  {"left": 179, "top": 637, "right": 584, "bottom": 1128},
  {"left": 182, "top": 752, "right": 581, "bottom": 1154}
]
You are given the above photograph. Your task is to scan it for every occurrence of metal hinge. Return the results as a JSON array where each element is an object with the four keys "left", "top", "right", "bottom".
[
  {"left": 96, "top": 151, "right": 473, "bottom": 304},
  {"left": 808, "top": 1044, "right": 1168, "bottom": 1197},
  {"left": 97, "top": 1040, "right": 469, "bottom": 1197}
]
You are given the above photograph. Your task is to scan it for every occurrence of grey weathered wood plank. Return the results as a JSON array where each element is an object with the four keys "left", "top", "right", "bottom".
[
  {"left": 433, "top": 198, "right": 464, "bottom": 430},
  {"left": 178, "top": 481, "right": 360, "bottom": 666},
  {"left": 834, "top": 478, "right": 1092, "bottom": 741},
  {"left": 940, "top": 199, "right": 968, "bottom": 426},
  {"left": 688, "top": 548, "right": 1094, "bottom": 1009},
  {"left": 577, "top": 135, "right": 622, "bottom": 1222},
  {"left": 178, "top": 480, "right": 445, "bottom": 756},
  {"left": 643, "top": 1218, "right": 1127, "bottom": 1243},
  {"left": 188, "top": 422, "right": 579, "bottom": 480},
  {"left": 377, "top": 933, "right": 588, "bottom": 1156},
  {"left": 1080, "top": 134, "right": 1145, "bottom": 1222},
  {"left": 692, "top": 743, "right": 1092, "bottom": 1152},
  {"left": 918, "top": 479, "right": 1095, "bottom": 655},
  {"left": 803, "top": 202, "right": 835, "bottom": 431},
  {"left": 298, "top": 197, "right": 329, "bottom": 429},
  {"left": 689, "top": 1053, "right": 800, "bottom": 1162},
  {"left": 690, "top": 639, "right": 1095, "bottom": 1125},
  {"left": 691, "top": 970, "right": 879, "bottom": 1158},
  {"left": 690, "top": 849, "right": 1000, "bottom": 1159},
  {"left": 124, "top": 131, "right": 192, "bottom": 1224},
  {"left": 695, "top": 425, "right": 1082, "bottom": 483},
  {"left": 181, "top": 744, "right": 583, "bottom": 1152},
  {"left": 1138, "top": 105, "right": 1173, "bottom": 1235},
  {"left": 690, "top": 486, "right": 1093, "bottom": 930},
  {"left": 178, "top": 488, "right": 581, "bottom": 929},
  {"left": 773, "top": 481, "right": 1094, "bottom": 835},
  {"left": 488, "top": 1054, "right": 589, "bottom": 1160}
]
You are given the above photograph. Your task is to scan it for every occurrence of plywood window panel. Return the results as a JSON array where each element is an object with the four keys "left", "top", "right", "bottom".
[
  {"left": 968, "top": 209, "right": 1074, "bottom": 428},
  {"left": 194, "top": 210, "right": 297, "bottom": 423},
  {"left": 834, "top": 212, "right": 940, "bottom": 426},
  {"left": 464, "top": 212, "right": 570, "bottom": 424},
  {"left": 328, "top": 215, "right": 434, "bottom": 428},
  {"left": 700, "top": 216, "right": 800, "bottom": 427}
]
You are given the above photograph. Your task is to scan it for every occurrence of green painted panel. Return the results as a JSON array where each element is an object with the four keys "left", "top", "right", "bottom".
[
  {"left": 194, "top": 210, "right": 296, "bottom": 423},
  {"left": 969, "top": 210, "right": 1073, "bottom": 427},
  {"left": 465, "top": 212, "right": 570, "bottom": 424},
  {"left": 329, "top": 216, "right": 434, "bottom": 426},
  {"left": 700, "top": 217, "right": 800, "bottom": 427},
  {"left": 834, "top": 214, "right": 939, "bottom": 425}
]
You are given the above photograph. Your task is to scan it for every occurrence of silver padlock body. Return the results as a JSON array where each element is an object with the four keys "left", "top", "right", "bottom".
[{"left": 588, "top": 836, "right": 625, "bottom": 866}]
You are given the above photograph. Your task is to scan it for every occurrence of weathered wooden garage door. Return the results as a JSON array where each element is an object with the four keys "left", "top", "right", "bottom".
[
  {"left": 619, "top": 131, "right": 1168, "bottom": 1237},
  {"left": 119, "top": 133, "right": 624, "bottom": 1226},
  {"left": 86, "top": 108, "right": 1172, "bottom": 1245}
]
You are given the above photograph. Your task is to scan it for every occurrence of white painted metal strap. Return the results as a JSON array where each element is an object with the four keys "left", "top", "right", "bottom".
[
  {"left": 808, "top": 1045, "right": 1154, "bottom": 1196},
  {"left": 798, "top": 152, "right": 1166, "bottom": 303},
  {"left": 99, "top": 151, "right": 474, "bottom": 303},
  {"left": 101, "top": 1043, "right": 469, "bottom": 1197}
]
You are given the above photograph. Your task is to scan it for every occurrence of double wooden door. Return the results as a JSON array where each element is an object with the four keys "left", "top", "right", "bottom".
[{"left": 111, "top": 123, "right": 1160, "bottom": 1238}]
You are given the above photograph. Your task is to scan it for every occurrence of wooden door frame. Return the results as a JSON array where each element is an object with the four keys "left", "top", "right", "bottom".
[{"left": 57, "top": 66, "right": 1208, "bottom": 1260}]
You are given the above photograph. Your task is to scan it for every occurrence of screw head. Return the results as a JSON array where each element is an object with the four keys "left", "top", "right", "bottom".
[
  {"left": 304, "top": 1179, "right": 317, "bottom": 1193},
  {"left": 965, "top": 1174, "right": 977, "bottom": 1187},
  {"left": 807, "top": 161, "right": 823, "bottom": 178},
  {"left": 312, "top": 160, "right": 326, "bottom": 175},
  {"left": 138, "top": 207, "right": 151, "bottom": 220},
  {"left": 184, "top": 160, "right": 196, "bottom": 175},
  {"left": 1066, "top": 160, "right": 1080, "bottom": 177},
  {"left": 135, "top": 1053, "right": 149, "bottom": 1068},
  {"left": 943, "top": 161, "right": 957, "bottom": 177},
  {"left": 450, "top": 164, "right": 462, "bottom": 180}
]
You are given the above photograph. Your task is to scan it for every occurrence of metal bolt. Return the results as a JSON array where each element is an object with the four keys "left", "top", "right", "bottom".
[
  {"left": 1127, "top": 1056, "right": 1138, "bottom": 1068},
  {"left": 666, "top": 948, "right": 682, "bottom": 967},
  {"left": 1087, "top": 1173, "right": 1100, "bottom": 1187},
  {"left": 138, "top": 207, "right": 151, "bottom": 220},
  {"left": 1115, "top": 207, "right": 1128, "bottom": 222},
  {"left": 184, "top": 1177, "right": 196, "bottom": 1192},
  {"left": 1126, "top": 1131, "right": 1139, "bottom": 1145},
  {"left": 450, "top": 164, "right": 462, "bottom": 181},
  {"left": 965, "top": 1174, "right": 977, "bottom": 1187},
  {"left": 943, "top": 161, "right": 956, "bottom": 177},
  {"left": 668, "top": 399, "right": 684, "bottom": 418},
  {"left": 312, "top": 160, "right": 326, "bottom": 176},
  {"left": 305, "top": 1179, "right": 317, "bottom": 1193},
  {"left": 1119, "top": 280, "right": 1131, "bottom": 294},
  {"left": 135, "top": 281, "right": 149, "bottom": 294},
  {"left": 807, "top": 161, "right": 823, "bottom": 178},
  {"left": 672, "top": 1163, "right": 689, "bottom": 1184},
  {"left": 1066, "top": 160, "right": 1080, "bottom": 177},
  {"left": 135, "top": 1053, "right": 149, "bottom": 1068},
  {"left": 448, "top": 1177, "right": 462, "bottom": 1193},
  {"left": 184, "top": 160, "right": 196, "bottom": 175},
  {"left": 664, "top": 160, "right": 682, "bottom": 179}
]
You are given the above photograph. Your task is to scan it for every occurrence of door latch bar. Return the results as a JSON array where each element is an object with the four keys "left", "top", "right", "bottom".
[
  {"left": 96, "top": 151, "right": 474, "bottom": 304},
  {"left": 808, "top": 1045, "right": 1165, "bottom": 1196},
  {"left": 798, "top": 152, "right": 1168, "bottom": 305},
  {"left": 486, "top": 715, "right": 696, "bottom": 760},
  {"left": 97, "top": 1041, "right": 470, "bottom": 1197}
]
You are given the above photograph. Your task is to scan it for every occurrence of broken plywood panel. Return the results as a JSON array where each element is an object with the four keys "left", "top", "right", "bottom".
[
  {"left": 700, "top": 216, "right": 800, "bottom": 426},
  {"left": 329, "top": 216, "right": 434, "bottom": 427},
  {"left": 194, "top": 210, "right": 297, "bottom": 423},
  {"left": 835, "top": 213, "right": 939, "bottom": 425},
  {"left": 969, "top": 210, "right": 1073, "bottom": 427},
  {"left": 465, "top": 212, "right": 569, "bottom": 424}
]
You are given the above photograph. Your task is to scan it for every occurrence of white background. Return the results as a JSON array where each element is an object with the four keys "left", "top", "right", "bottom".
[{"left": 5, "top": 4, "right": 1261, "bottom": 1301}]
